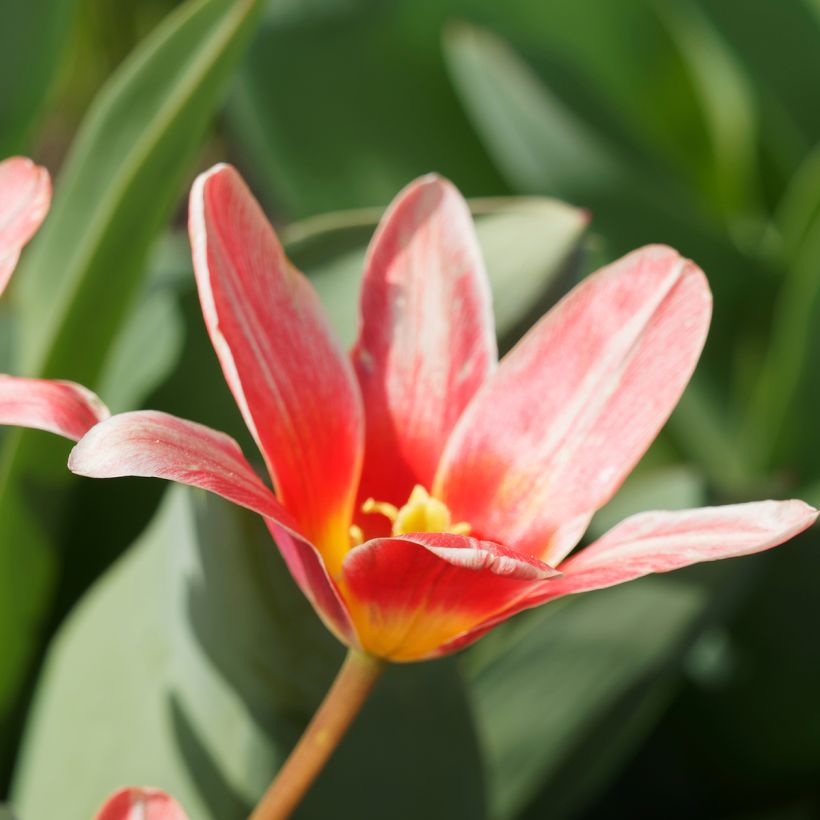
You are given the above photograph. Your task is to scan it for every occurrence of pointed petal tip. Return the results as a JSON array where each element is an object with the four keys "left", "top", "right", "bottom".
[
  {"left": 775, "top": 498, "right": 819, "bottom": 530},
  {"left": 192, "top": 161, "right": 234, "bottom": 188},
  {"left": 0, "top": 376, "right": 108, "bottom": 443}
]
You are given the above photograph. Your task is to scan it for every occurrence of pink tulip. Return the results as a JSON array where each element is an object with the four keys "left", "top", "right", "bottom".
[
  {"left": 69, "top": 165, "right": 817, "bottom": 661},
  {"left": 0, "top": 157, "right": 109, "bottom": 439},
  {"left": 95, "top": 787, "right": 188, "bottom": 819}
]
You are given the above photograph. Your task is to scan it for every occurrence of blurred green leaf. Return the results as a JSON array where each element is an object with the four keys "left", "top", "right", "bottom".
[
  {"left": 694, "top": 0, "right": 820, "bottom": 176},
  {"left": 0, "top": 0, "right": 80, "bottom": 155},
  {"left": 668, "top": 384, "right": 755, "bottom": 497},
  {"left": 443, "top": 22, "right": 778, "bottom": 489},
  {"left": 443, "top": 23, "right": 620, "bottom": 199},
  {"left": 284, "top": 196, "right": 588, "bottom": 348},
  {"left": 463, "top": 578, "right": 707, "bottom": 819},
  {"left": 744, "top": 205, "right": 820, "bottom": 479},
  {"left": 651, "top": 0, "right": 760, "bottom": 228},
  {"left": 0, "top": 0, "right": 265, "bottom": 762},
  {"left": 588, "top": 465, "right": 706, "bottom": 540},
  {"left": 13, "top": 488, "right": 486, "bottom": 820},
  {"left": 662, "top": 530, "right": 820, "bottom": 803},
  {"left": 462, "top": 468, "right": 708, "bottom": 818},
  {"left": 97, "top": 236, "right": 187, "bottom": 414},
  {"left": 228, "top": 0, "right": 506, "bottom": 217}
]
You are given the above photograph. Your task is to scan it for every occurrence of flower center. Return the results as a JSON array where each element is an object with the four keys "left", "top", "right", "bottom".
[{"left": 349, "top": 485, "right": 470, "bottom": 546}]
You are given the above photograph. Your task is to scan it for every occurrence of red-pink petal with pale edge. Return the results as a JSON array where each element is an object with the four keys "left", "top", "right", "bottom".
[
  {"left": 435, "top": 245, "right": 711, "bottom": 565},
  {"left": 439, "top": 499, "right": 818, "bottom": 654},
  {"left": 95, "top": 787, "right": 188, "bottom": 820},
  {"left": 342, "top": 532, "right": 558, "bottom": 661},
  {"left": 69, "top": 410, "right": 355, "bottom": 644},
  {"left": 189, "top": 164, "right": 363, "bottom": 570},
  {"left": 0, "top": 156, "right": 51, "bottom": 295},
  {"left": 352, "top": 175, "right": 495, "bottom": 532},
  {"left": 0, "top": 375, "right": 109, "bottom": 441}
]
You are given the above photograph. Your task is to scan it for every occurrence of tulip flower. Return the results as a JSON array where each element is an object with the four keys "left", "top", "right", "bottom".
[
  {"left": 0, "top": 157, "right": 109, "bottom": 439},
  {"left": 95, "top": 787, "right": 188, "bottom": 820},
  {"left": 68, "top": 165, "right": 816, "bottom": 818}
]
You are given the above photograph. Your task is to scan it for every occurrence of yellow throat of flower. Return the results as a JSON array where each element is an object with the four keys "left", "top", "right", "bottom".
[{"left": 350, "top": 485, "right": 470, "bottom": 546}]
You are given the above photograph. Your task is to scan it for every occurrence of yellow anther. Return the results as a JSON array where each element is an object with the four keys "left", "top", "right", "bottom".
[
  {"left": 361, "top": 497, "right": 399, "bottom": 522},
  {"left": 360, "top": 484, "right": 471, "bottom": 537},
  {"left": 349, "top": 524, "right": 364, "bottom": 547}
]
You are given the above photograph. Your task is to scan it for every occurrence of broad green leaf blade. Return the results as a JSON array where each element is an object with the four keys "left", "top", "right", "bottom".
[
  {"left": 0, "top": 0, "right": 80, "bottom": 155},
  {"left": 12, "top": 488, "right": 309, "bottom": 820},
  {"left": 284, "top": 197, "right": 588, "bottom": 349},
  {"left": 588, "top": 465, "right": 706, "bottom": 541},
  {"left": 0, "top": 0, "right": 265, "bottom": 755},
  {"left": 16, "top": 0, "right": 262, "bottom": 381},
  {"left": 443, "top": 23, "right": 619, "bottom": 198},
  {"left": 465, "top": 578, "right": 707, "bottom": 820},
  {"left": 463, "top": 467, "right": 708, "bottom": 819},
  {"left": 97, "top": 236, "right": 188, "bottom": 414},
  {"left": 13, "top": 488, "right": 486, "bottom": 820},
  {"left": 228, "top": 1, "right": 505, "bottom": 217}
]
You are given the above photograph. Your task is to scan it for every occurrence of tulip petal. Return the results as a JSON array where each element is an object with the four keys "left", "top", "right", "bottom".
[
  {"left": 435, "top": 245, "right": 711, "bottom": 564},
  {"left": 342, "top": 532, "right": 558, "bottom": 661},
  {"left": 0, "top": 156, "right": 51, "bottom": 295},
  {"left": 439, "top": 499, "right": 818, "bottom": 654},
  {"left": 352, "top": 175, "right": 495, "bottom": 528},
  {"left": 69, "top": 411, "right": 355, "bottom": 643},
  {"left": 542, "top": 499, "right": 818, "bottom": 598},
  {"left": 189, "top": 164, "right": 363, "bottom": 570},
  {"left": 96, "top": 787, "right": 188, "bottom": 820},
  {"left": 0, "top": 375, "right": 109, "bottom": 441}
]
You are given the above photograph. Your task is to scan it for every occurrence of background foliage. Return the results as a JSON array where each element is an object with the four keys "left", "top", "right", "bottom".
[{"left": 2, "top": 0, "right": 820, "bottom": 817}]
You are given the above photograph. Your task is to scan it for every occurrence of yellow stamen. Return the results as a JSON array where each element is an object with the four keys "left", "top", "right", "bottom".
[
  {"left": 361, "top": 498, "right": 399, "bottom": 522},
  {"left": 349, "top": 524, "right": 364, "bottom": 547},
  {"left": 360, "top": 484, "right": 471, "bottom": 537}
]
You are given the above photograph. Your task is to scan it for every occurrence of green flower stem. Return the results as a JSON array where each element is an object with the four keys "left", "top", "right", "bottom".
[{"left": 249, "top": 649, "right": 385, "bottom": 820}]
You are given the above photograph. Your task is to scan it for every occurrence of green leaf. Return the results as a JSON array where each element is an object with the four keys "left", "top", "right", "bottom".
[
  {"left": 443, "top": 23, "right": 619, "bottom": 199},
  {"left": 97, "top": 235, "right": 188, "bottom": 414},
  {"left": 743, "top": 204, "right": 820, "bottom": 478},
  {"left": 588, "top": 465, "right": 706, "bottom": 541},
  {"left": 651, "top": 0, "right": 760, "bottom": 226},
  {"left": 0, "top": 0, "right": 80, "bottom": 155},
  {"left": 284, "top": 197, "right": 589, "bottom": 349},
  {"left": 12, "top": 488, "right": 486, "bottom": 820},
  {"left": 463, "top": 467, "right": 709, "bottom": 818},
  {"left": 227, "top": 1, "right": 506, "bottom": 217},
  {"left": 464, "top": 578, "right": 708, "bottom": 820},
  {"left": 443, "top": 21, "right": 776, "bottom": 490},
  {"left": 693, "top": 0, "right": 820, "bottom": 174},
  {"left": 0, "top": 0, "right": 265, "bottom": 757}
]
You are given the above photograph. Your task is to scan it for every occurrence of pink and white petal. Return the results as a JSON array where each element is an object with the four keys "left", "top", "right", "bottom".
[
  {"left": 0, "top": 156, "right": 51, "bottom": 295},
  {"left": 546, "top": 499, "right": 818, "bottom": 597},
  {"left": 352, "top": 175, "right": 495, "bottom": 523},
  {"left": 438, "top": 498, "right": 818, "bottom": 655},
  {"left": 435, "top": 245, "right": 711, "bottom": 564},
  {"left": 69, "top": 410, "right": 355, "bottom": 644},
  {"left": 96, "top": 787, "right": 188, "bottom": 820},
  {"left": 190, "top": 164, "right": 363, "bottom": 569},
  {"left": 341, "top": 532, "right": 558, "bottom": 661},
  {"left": 0, "top": 376, "right": 109, "bottom": 441}
]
